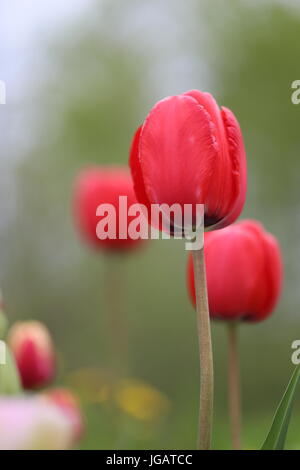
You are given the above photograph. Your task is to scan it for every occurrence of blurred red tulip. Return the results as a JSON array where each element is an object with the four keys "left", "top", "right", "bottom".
[
  {"left": 43, "top": 388, "right": 84, "bottom": 445},
  {"left": 130, "top": 89, "right": 247, "bottom": 230},
  {"left": 187, "top": 220, "right": 283, "bottom": 322},
  {"left": 74, "top": 166, "right": 145, "bottom": 251},
  {"left": 8, "top": 321, "right": 55, "bottom": 389}
]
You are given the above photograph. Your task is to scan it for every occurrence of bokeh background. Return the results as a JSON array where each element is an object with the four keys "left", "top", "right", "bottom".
[{"left": 1, "top": 0, "right": 300, "bottom": 449}]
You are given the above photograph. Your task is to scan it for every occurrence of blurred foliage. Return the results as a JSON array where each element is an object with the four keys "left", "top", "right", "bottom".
[{"left": 1, "top": 0, "right": 300, "bottom": 448}]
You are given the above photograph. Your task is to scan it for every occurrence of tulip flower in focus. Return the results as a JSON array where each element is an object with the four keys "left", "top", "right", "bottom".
[
  {"left": 73, "top": 166, "right": 145, "bottom": 252},
  {"left": 43, "top": 388, "right": 84, "bottom": 444},
  {"left": 0, "top": 397, "right": 74, "bottom": 450},
  {"left": 187, "top": 220, "right": 282, "bottom": 449},
  {"left": 130, "top": 89, "right": 247, "bottom": 231},
  {"left": 187, "top": 220, "right": 283, "bottom": 322},
  {"left": 8, "top": 321, "right": 55, "bottom": 390},
  {"left": 130, "top": 90, "right": 247, "bottom": 449},
  {"left": 130, "top": 90, "right": 247, "bottom": 450}
]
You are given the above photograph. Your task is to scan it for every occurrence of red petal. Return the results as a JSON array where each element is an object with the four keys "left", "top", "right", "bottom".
[
  {"left": 184, "top": 90, "right": 228, "bottom": 158},
  {"left": 129, "top": 126, "right": 152, "bottom": 213},
  {"left": 187, "top": 220, "right": 282, "bottom": 322},
  {"left": 211, "top": 107, "right": 247, "bottom": 229},
  {"left": 139, "top": 94, "right": 219, "bottom": 209},
  {"left": 185, "top": 91, "right": 247, "bottom": 227},
  {"left": 204, "top": 226, "right": 265, "bottom": 320},
  {"left": 16, "top": 339, "right": 54, "bottom": 389},
  {"left": 74, "top": 167, "right": 143, "bottom": 251},
  {"left": 262, "top": 234, "right": 283, "bottom": 316},
  {"left": 248, "top": 231, "right": 283, "bottom": 321}
]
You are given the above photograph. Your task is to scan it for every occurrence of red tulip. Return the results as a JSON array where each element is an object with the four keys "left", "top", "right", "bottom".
[
  {"left": 8, "top": 321, "right": 55, "bottom": 389},
  {"left": 187, "top": 220, "right": 283, "bottom": 322},
  {"left": 130, "top": 89, "right": 247, "bottom": 230},
  {"left": 43, "top": 388, "right": 84, "bottom": 445},
  {"left": 74, "top": 166, "right": 144, "bottom": 252}
]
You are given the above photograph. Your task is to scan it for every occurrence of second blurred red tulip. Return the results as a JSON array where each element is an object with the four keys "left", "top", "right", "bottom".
[
  {"left": 187, "top": 220, "right": 283, "bottom": 322},
  {"left": 73, "top": 166, "right": 145, "bottom": 252}
]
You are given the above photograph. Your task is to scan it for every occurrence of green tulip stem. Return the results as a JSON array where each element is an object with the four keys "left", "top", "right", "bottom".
[
  {"left": 192, "top": 246, "right": 214, "bottom": 450},
  {"left": 104, "top": 254, "right": 129, "bottom": 379},
  {"left": 228, "top": 322, "right": 241, "bottom": 450}
]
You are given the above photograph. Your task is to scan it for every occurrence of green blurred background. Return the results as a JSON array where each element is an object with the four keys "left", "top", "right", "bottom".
[{"left": 1, "top": 0, "right": 300, "bottom": 449}]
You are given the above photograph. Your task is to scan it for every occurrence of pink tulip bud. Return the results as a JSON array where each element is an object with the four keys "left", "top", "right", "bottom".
[
  {"left": 8, "top": 321, "right": 55, "bottom": 389},
  {"left": 0, "top": 397, "right": 74, "bottom": 450}
]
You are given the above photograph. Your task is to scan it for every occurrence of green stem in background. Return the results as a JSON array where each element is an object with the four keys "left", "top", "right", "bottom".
[
  {"left": 227, "top": 323, "right": 241, "bottom": 450},
  {"left": 192, "top": 246, "right": 214, "bottom": 450},
  {"left": 104, "top": 254, "right": 129, "bottom": 379}
]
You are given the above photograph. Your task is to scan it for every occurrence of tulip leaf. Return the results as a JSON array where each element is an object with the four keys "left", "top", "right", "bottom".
[
  {"left": 0, "top": 310, "right": 7, "bottom": 339},
  {"left": 261, "top": 364, "right": 300, "bottom": 450},
  {"left": 0, "top": 344, "right": 21, "bottom": 395}
]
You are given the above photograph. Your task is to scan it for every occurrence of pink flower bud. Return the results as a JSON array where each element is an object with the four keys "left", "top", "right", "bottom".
[
  {"left": 8, "top": 321, "right": 55, "bottom": 389},
  {"left": 0, "top": 397, "right": 74, "bottom": 450}
]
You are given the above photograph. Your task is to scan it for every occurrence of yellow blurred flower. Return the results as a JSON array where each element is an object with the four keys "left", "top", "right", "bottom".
[
  {"left": 65, "top": 368, "right": 110, "bottom": 404},
  {"left": 115, "top": 379, "right": 170, "bottom": 422},
  {"left": 65, "top": 369, "right": 171, "bottom": 422}
]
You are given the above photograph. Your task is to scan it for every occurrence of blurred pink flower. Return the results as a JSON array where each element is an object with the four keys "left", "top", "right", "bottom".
[
  {"left": 0, "top": 397, "right": 74, "bottom": 450},
  {"left": 42, "top": 388, "right": 84, "bottom": 444}
]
